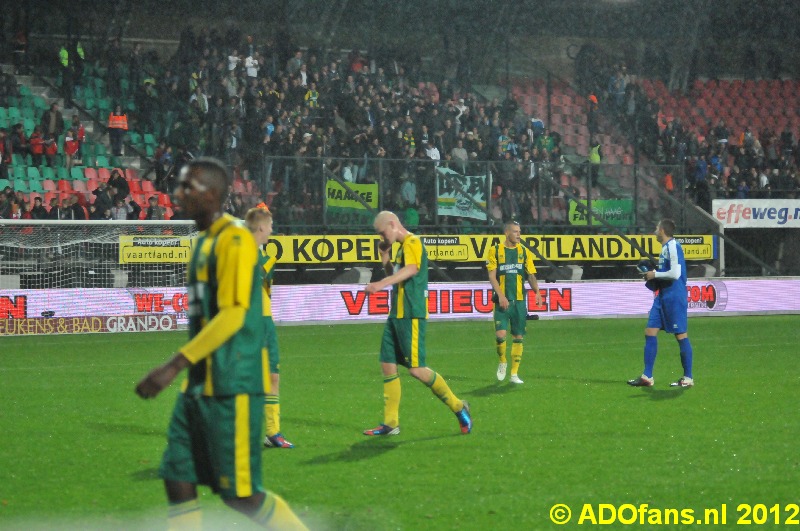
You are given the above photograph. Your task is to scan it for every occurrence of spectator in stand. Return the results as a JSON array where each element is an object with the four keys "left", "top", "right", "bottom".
[
  {"left": 10, "top": 123, "right": 28, "bottom": 159},
  {"left": 110, "top": 198, "right": 131, "bottom": 220},
  {"left": 46, "top": 198, "right": 61, "bottom": 220},
  {"left": 29, "top": 126, "right": 45, "bottom": 167},
  {"left": 108, "top": 168, "right": 130, "bottom": 201},
  {"left": 40, "top": 103, "right": 64, "bottom": 140},
  {"left": 92, "top": 182, "right": 116, "bottom": 215},
  {"left": 69, "top": 195, "right": 87, "bottom": 220},
  {"left": 145, "top": 195, "right": 166, "bottom": 220},
  {"left": 44, "top": 134, "right": 58, "bottom": 167},
  {"left": 63, "top": 128, "right": 81, "bottom": 172},
  {"left": 107, "top": 104, "right": 129, "bottom": 157},
  {"left": 71, "top": 114, "right": 86, "bottom": 149},
  {"left": 127, "top": 196, "right": 143, "bottom": 220},
  {"left": 30, "top": 197, "right": 48, "bottom": 219}
]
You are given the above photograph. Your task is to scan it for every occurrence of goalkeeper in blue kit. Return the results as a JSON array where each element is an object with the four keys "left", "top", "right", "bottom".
[{"left": 628, "top": 219, "right": 695, "bottom": 388}]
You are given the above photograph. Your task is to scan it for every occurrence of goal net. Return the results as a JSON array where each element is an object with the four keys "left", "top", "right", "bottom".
[{"left": 0, "top": 220, "right": 197, "bottom": 290}]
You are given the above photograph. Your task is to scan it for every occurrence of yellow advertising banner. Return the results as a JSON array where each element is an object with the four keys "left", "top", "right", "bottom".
[
  {"left": 119, "top": 235, "right": 193, "bottom": 264},
  {"left": 325, "top": 181, "right": 379, "bottom": 209},
  {"left": 264, "top": 234, "right": 715, "bottom": 264}
]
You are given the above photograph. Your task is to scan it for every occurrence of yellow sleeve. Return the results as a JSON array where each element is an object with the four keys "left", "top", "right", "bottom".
[
  {"left": 181, "top": 226, "right": 257, "bottom": 364},
  {"left": 404, "top": 235, "right": 423, "bottom": 268},
  {"left": 524, "top": 246, "right": 537, "bottom": 275},
  {"left": 486, "top": 245, "right": 498, "bottom": 271},
  {"left": 216, "top": 227, "right": 258, "bottom": 310}
]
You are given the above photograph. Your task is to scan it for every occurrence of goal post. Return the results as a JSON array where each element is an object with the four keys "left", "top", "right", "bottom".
[{"left": 0, "top": 220, "right": 197, "bottom": 290}]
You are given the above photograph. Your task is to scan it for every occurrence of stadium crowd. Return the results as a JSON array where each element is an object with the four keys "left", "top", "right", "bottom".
[
  {"left": 3, "top": 28, "right": 800, "bottom": 224},
  {"left": 582, "top": 57, "right": 800, "bottom": 212}
]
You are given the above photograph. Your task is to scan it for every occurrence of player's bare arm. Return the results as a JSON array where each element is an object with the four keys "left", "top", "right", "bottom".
[
  {"left": 528, "top": 274, "right": 543, "bottom": 306},
  {"left": 488, "top": 268, "right": 509, "bottom": 310},
  {"left": 366, "top": 263, "right": 419, "bottom": 294},
  {"left": 135, "top": 353, "right": 192, "bottom": 399}
]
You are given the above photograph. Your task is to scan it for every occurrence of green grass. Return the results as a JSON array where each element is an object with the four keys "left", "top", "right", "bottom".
[{"left": 1, "top": 316, "right": 799, "bottom": 530}]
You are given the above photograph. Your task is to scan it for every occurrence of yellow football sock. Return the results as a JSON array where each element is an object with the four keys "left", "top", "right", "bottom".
[
  {"left": 383, "top": 373, "right": 401, "bottom": 428},
  {"left": 167, "top": 499, "right": 202, "bottom": 531},
  {"left": 496, "top": 337, "right": 507, "bottom": 363},
  {"left": 265, "top": 395, "right": 280, "bottom": 437},
  {"left": 251, "top": 491, "right": 308, "bottom": 530},
  {"left": 510, "top": 339, "right": 524, "bottom": 375},
  {"left": 427, "top": 371, "right": 463, "bottom": 413}
]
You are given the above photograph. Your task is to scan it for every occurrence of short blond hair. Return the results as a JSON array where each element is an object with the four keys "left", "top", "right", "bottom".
[{"left": 244, "top": 206, "right": 272, "bottom": 230}]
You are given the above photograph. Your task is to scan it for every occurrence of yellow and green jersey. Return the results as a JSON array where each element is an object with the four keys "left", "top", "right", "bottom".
[
  {"left": 390, "top": 233, "right": 429, "bottom": 319},
  {"left": 259, "top": 248, "right": 277, "bottom": 317},
  {"left": 486, "top": 243, "right": 537, "bottom": 301},
  {"left": 185, "top": 214, "right": 265, "bottom": 396}
]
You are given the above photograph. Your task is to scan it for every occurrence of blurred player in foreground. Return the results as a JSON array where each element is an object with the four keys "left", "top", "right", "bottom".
[
  {"left": 135, "top": 158, "right": 306, "bottom": 530},
  {"left": 628, "top": 218, "right": 695, "bottom": 388},
  {"left": 245, "top": 206, "right": 295, "bottom": 448},
  {"left": 363, "top": 211, "right": 472, "bottom": 436},
  {"left": 486, "top": 221, "right": 542, "bottom": 384}
]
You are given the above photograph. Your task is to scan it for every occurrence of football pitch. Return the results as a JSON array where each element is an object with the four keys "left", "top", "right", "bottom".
[{"left": 1, "top": 315, "right": 798, "bottom": 530}]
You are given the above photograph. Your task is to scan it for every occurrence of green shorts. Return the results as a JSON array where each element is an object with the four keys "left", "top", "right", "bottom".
[
  {"left": 159, "top": 392, "right": 265, "bottom": 500},
  {"left": 379, "top": 317, "right": 427, "bottom": 368},
  {"left": 264, "top": 316, "right": 280, "bottom": 374},
  {"left": 494, "top": 300, "right": 528, "bottom": 337}
]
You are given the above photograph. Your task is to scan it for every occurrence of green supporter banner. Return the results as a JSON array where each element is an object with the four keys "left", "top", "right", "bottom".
[
  {"left": 568, "top": 199, "right": 634, "bottom": 226},
  {"left": 436, "top": 167, "right": 489, "bottom": 221},
  {"left": 265, "top": 234, "right": 716, "bottom": 264},
  {"left": 325, "top": 180, "right": 379, "bottom": 225}
]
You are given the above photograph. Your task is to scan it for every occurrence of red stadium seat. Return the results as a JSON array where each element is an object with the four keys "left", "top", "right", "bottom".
[
  {"left": 158, "top": 193, "right": 172, "bottom": 207},
  {"left": 141, "top": 179, "right": 155, "bottom": 193},
  {"left": 125, "top": 168, "right": 139, "bottom": 181},
  {"left": 84, "top": 167, "right": 98, "bottom": 181},
  {"left": 128, "top": 179, "right": 142, "bottom": 193},
  {"left": 42, "top": 179, "right": 57, "bottom": 192},
  {"left": 97, "top": 168, "right": 111, "bottom": 182},
  {"left": 57, "top": 180, "right": 74, "bottom": 193},
  {"left": 72, "top": 180, "right": 88, "bottom": 192}
]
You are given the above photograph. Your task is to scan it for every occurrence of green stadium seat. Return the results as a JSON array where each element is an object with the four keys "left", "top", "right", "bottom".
[
  {"left": 0, "top": 108, "right": 6, "bottom": 120},
  {"left": 33, "top": 96, "right": 48, "bottom": 111},
  {"left": 27, "top": 167, "right": 42, "bottom": 181},
  {"left": 94, "top": 143, "right": 107, "bottom": 156},
  {"left": 128, "top": 132, "right": 142, "bottom": 145},
  {"left": 7, "top": 96, "right": 19, "bottom": 107},
  {"left": 95, "top": 155, "right": 111, "bottom": 168},
  {"left": 19, "top": 86, "right": 32, "bottom": 97},
  {"left": 13, "top": 167, "right": 26, "bottom": 180},
  {"left": 145, "top": 145, "right": 155, "bottom": 157},
  {"left": 12, "top": 180, "right": 30, "bottom": 193},
  {"left": 83, "top": 97, "right": 95, "bottom": 111},
  {"left": 143, "top": 133, "right": 156, "bottom": 146},
  {"left": 21, "top": 107, "right": 35, "bottom": 120},
  {"left": 70, "top": 167, "right": 88, "bottom": 181},
  {"left": 125, "top": 100, "right": 136, "bottom": 113},
  {"left": 0, "top": 178, "right": 10, "bottom": 190},
  {"left": 41, "top": 167, "right": 56, "bottom": 180},
  {"left": 97, "top": 98, "right": 111, "bottom": 115},
  {"left": 7, "top": 107, "right": 21, "bottom": 122},
  {"left": 19, "top": 97, "right": 33, "bottom": 110},
  {"left": 23, "top": 118, "right": 35, "bottom": 137},
  {"left": 29, "top": 180, "right": 44, "bottom": 193},
  {"left": 11, "top": 154, "right": 25, "bottom": 167},
  {"left": 57, "top": 167, "right": 69, "bottom": 181}
]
